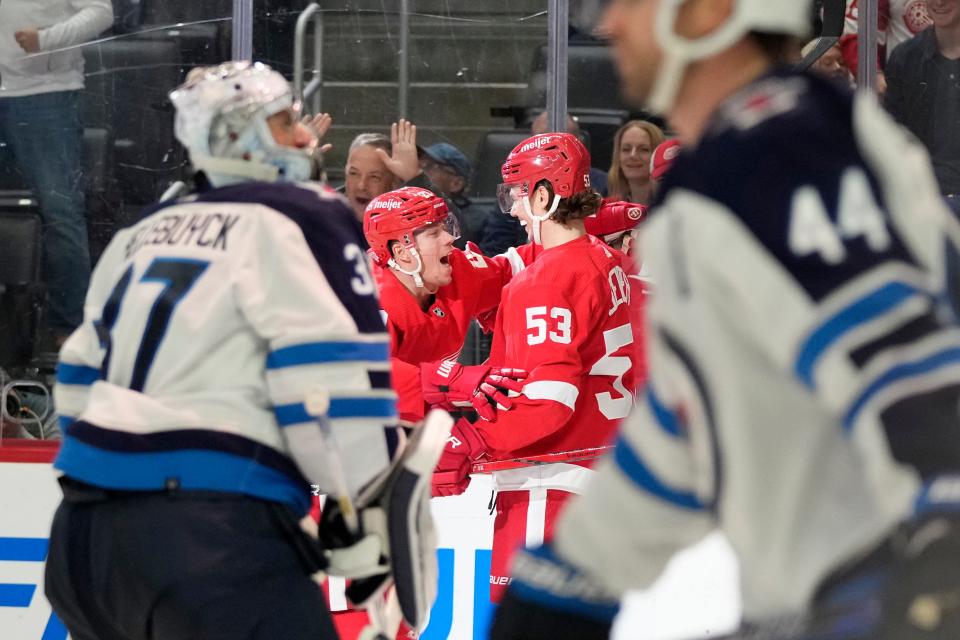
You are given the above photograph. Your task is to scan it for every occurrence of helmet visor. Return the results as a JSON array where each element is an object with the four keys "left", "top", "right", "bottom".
[
  {"left": 496, "top": 182, "right": 529, "bottom": 215},
  {"left": 413, "top": 211, "right": 461, "bottom": 245}
]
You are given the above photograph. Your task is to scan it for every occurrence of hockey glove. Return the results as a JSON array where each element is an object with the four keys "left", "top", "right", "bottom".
[
  {"left": 490, "top": 543, "right": 619, "bottom": 640},
  {"left": 421, "top": 360, "right": 527, "bottom": 422},
  {"left": 432, "top": 418, "right": 487, "bottom": 497}
]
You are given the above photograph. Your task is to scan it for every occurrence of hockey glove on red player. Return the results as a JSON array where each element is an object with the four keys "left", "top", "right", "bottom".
[
  {"left": 421, "top": 360, "right": 527, "bottom": 422},
  {"left": 431, "top": 418, "right": 487, "bottom": 497},
  {"left": 490, "top": 543, "right": 619, "bottom": 640}
]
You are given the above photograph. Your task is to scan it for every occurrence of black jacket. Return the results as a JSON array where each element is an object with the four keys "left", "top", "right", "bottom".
[{"left": 885, "top": 27, "right": 960, "bottom": 194}]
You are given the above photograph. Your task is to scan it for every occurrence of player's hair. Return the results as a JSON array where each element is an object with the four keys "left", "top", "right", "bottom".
[{"left": 535, "top": 179, "right": 602, "bottom": 225}]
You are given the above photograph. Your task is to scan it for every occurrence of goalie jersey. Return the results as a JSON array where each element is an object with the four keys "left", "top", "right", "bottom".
[
  {"left": 555, "top": 70, "right": 960, "bottom": 620},
  {"left": 54, "top": 182, "right": 395, "bottom": 515}
]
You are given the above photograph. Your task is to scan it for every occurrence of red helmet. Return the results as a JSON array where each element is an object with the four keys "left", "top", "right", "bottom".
[
  {"left": 363, "top": 187, "right": 453, "bottom": 266},
  {"left": 584, "top": 200, "right": 647, "bottom": 243},
  {"left": 497, "top": 133, "right": 592, "bottom": 213},
  {"left": 650, "top": 138, "right": 682, "bottom": 181}
]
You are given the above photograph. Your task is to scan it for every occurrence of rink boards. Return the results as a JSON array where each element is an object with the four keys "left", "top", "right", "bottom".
[{"left": 0, "top": 442, "right": 741, "bottom": 640}]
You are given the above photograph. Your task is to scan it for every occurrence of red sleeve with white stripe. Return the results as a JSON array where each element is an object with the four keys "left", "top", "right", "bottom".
[{"left": 477, "top": 278, "right": 597, "bottom": 453}]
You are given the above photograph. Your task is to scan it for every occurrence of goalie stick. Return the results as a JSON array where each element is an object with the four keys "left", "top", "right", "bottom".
[
  {"left": 305, "top": 387, "right": 394, "bottom": 640},
  {"left": 470, "top": 445, "right": 614, "bottom": 474}
]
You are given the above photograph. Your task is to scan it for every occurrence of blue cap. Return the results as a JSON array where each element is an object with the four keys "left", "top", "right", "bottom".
[{"left": 423, "top": 142, "right": 473, "bottom": 180}]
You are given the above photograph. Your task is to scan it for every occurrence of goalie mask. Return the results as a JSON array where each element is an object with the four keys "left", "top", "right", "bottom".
[
  {"left": 363, "top": 187, "right": 460, "bottom": 289},
  {"left": 498, "top": 133, "right": 592, "bottom": 245},
  {"left": 169, "top": 61, "right": 314, "bottom": 187}
]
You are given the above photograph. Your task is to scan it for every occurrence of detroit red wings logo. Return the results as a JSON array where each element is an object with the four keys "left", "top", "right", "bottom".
[{"left": 903, "top": 1, "right": 932, "bottom": 34}]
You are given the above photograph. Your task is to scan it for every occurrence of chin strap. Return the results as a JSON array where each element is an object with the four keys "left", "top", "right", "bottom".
[
  {"left": 388, "top": 247, "right": 426, "bottom": 289},
  {"left": 522, "top": 195, "right": 561, "bottom": 245}
]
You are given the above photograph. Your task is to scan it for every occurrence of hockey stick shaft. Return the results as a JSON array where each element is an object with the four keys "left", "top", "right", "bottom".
[
  {"left": 471, "top": 446, "right": 614, "bottom": 474},
  {"left": 306, "top": 387, "right": 390, "bottom": 639}
]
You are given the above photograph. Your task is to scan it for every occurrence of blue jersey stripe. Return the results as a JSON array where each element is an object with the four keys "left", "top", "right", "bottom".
[
  {"left": 274, "top": 397, "right": 397, "bottom": 427},
  {"left": 795, "top": 281, "right": 921, "bottom": 389},
  {"left": 0, "top": 538, "right": 48, "bottom": 562},
  {"left": 58, "top": 416, "right": 75, "bottom": 431},
  {"left": 843, "top": 346, "right": 960, "bottom": 431},
  {"left": 0, "top": 584, "right": 35, "bottom": 608},
  {"left": 54, "top": 436, "right": 311, "bottom": 514},
  {"left": 56, "top": 363, "right": 100, "bottom": 386},
  {"left": 613, "top": 435, "right": 706, "bottom": 511},
  {"left": 647, "top": 386, "right": 684, "bottom": 438},
  {"left": 267, "top": 341, "right": 389, "bottom": 369}
]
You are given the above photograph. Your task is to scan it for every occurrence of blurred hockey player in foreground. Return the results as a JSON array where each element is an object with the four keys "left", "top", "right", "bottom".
[
  {"left": 431, "top": 132, "right": 641, "bottom": 602},
  {"left": 492, "top": 1, "right": 960, "bottom": 639},
  {"left": 45, "top": 62, "right": 445, "bottom": 640}
]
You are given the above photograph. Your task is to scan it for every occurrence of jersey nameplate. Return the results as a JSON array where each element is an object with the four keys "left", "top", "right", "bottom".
[{"left": 125, "top": 212, "right": 239, "bottom": 259}]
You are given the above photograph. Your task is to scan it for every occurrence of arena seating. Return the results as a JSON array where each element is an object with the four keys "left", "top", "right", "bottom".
[{"left": 0, "top": 212, "right": 44, "bottom": 369}]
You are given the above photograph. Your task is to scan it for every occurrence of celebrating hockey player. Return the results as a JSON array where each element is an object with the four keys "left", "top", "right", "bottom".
[
  {"left": 364, "top": 186, "right": 530, "bottom": 425},
  {"left": 45, "top": 62, "right": 443, "bottom": 640},
  {"left": 492, "top": 1, "right": 960, "bottom": 639},
  {"left": 584, "top": 199, "right": 650, "bottom": 387},
  {"left": 431, "top": 132, "right": 641, "bottom": 602}
]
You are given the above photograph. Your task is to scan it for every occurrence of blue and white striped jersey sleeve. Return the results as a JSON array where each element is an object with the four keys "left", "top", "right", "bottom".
[{"left": 239, "top": 206, "right": 395, "bottom": 498}]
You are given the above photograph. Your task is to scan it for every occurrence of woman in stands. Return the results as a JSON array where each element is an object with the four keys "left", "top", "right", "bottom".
[{"left": 606, "top": 119, "right": 665, "bottom": 206}]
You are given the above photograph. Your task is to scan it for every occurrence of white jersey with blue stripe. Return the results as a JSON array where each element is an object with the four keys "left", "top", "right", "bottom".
[
  {"left": 555, "top": 70, "right": 960, "bottom": 621},
  {"left": 54, "top": 181, "right": 395, "bottom": 515}
]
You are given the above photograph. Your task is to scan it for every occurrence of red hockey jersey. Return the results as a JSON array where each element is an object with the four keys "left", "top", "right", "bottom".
[
  {"left": 378, "top": 245, "right": 533, "bottom": 422},
  {"left": 616, "top": 246, "right": 649, "bottom": 391},
  {"left": 478, "top": 235, "right": 639, "bottom": 478}
]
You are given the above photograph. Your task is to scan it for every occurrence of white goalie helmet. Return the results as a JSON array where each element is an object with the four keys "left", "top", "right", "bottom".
[
  {"left": 169, "top": 61, "right": 313, "bottom": 187},
  {"left": 648, "top": 0, "right": 812, "bottom": 114}
]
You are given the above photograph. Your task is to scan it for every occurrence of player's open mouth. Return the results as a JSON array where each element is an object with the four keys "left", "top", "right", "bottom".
[
  {"left": 355, "top": 196, "right": 371, "bottom": 207},
  {"left": 439, "top": 255, "right": 450, "bottom": 265}
]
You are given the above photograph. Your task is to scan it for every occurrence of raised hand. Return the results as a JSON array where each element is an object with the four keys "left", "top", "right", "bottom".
[
  {"left": 376, "top": 119, "right": 422, "bottom": 182},
  {"left": 300, "top": 112, "right": 333, "bottom": 154}
]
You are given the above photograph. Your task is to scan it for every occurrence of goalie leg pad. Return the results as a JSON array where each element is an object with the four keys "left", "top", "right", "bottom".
[
  {"left": 387, "top": 465, "right": 438, "bottom": 630},
  {"left": 335, "top": 410, "right": 452, "bottom": 630}
]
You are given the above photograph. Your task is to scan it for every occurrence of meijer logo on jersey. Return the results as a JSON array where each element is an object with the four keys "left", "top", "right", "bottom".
[{"left": 371, "top": 199, "right": 403, "bottom": 210}]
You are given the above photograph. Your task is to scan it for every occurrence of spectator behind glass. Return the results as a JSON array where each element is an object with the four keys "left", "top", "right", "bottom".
[
  {"left": 0, "top": 0, "right": 113, "bottom": 347},
  {"left": 421, "top": 142, "right": 491, "bottom": 247},
  {"left": 885, "top": 0, "right": 960, "bottom": 196},
  {"left": 343, "top": 120, "right": 464, "bottom": 225},
  {"left": 839, "top": 0, "right": 932, "bottom": 89},
  {"left": 802, "top": 40, "right": 856, "bottom": 87},
  {"left": 344, "top": 132, "right": 399, "bottom": 221},
  {"left": 607, "top": 120, "right": 666, "bottom": 206}
]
